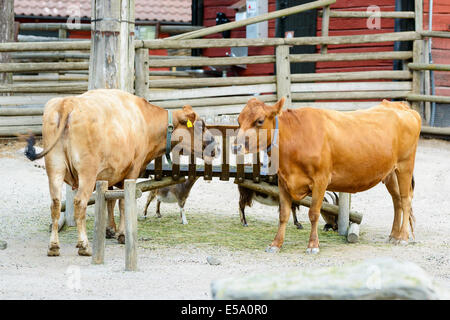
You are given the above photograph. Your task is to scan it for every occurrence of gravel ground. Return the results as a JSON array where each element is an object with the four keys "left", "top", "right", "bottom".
[{"left": 0, "top": 138, "right": 449, "bottom": 299}]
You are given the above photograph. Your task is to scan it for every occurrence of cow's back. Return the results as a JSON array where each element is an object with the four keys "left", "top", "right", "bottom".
[{"left": 43, "top": 89, "right": 151, "bottom": 186}]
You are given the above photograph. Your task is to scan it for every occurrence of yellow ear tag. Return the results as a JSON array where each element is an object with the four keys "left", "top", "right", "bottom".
[{"left": 187, "top": 119, "right": 193, "bottom": 128}]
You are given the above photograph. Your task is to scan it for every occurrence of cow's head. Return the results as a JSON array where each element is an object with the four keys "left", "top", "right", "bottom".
[
  {"left": 235, "top": 97, "right": 285, "bottom": 153},
  {"left": 172, "top": 105, "right": 218, "bottom": 161}
]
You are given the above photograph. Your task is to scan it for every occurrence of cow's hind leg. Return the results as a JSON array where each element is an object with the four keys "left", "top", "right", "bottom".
[
  {"left": 306, "top": 180, "right": 327, "bottom": 254},
  {"left": 395, "top": 165, "right": 415, "bottom": 245},
  {"left": 292, "top": 205, "right": 303, "bottom": 229},
  {"left": 143, "top": 191, "right": 156, "bottom": 218},
  {"left": 106, "top": 197, "right": 117, "bottom": 239},
  {"left": 384, "top": 171, "right": 403, "bottom": 243},
  {"left": 74, "top": 173, "right": 97, "bottom": 256},
  {"left": 116, "top": 199, "right": 126, "bottom": 244},
  {"left": 47, "top": 168, "right": 66, "bottom": 256}
]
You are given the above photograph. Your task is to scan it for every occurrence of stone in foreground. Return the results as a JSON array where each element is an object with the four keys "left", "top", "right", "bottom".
[{"left": 211, "top": 258, "right": 446, "bottom": 300}]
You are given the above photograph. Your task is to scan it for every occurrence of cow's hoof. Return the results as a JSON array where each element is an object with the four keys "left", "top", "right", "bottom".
[
  {"left": 78, "top": 246, "right": 92, "bottom": 256},
  {"left": 323, "top": 224, "right": 333, "bottom": 231},
  {"left": 295, "top": 223, "right": 304, "bottom": 230},
  {"left": 265, "top": 246, "right": 280, "bottom": 253},
  {"left": 242, "top": 223, "right": 248, "bottom": 227},
  {"left": 105, "top": 227, "right": 116, "bottom": 239},
  {"left": 306, "top": 247, "right": 320, "bottom": 254},
  {"left": 47, "top": 243, "right": 60, "bottom": 256},
  {"left": 117, "top": 234, "right": 125, "bottom": 244},
  {"left": 181, "top": 220, "right": 188, "bottom": 225},
  {"left": 398, "top": 240, "right": 408, "bottom": 246}
]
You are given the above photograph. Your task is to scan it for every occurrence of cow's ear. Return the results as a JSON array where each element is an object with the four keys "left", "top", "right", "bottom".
[
  {"left": 271, "top": 97, "right": 285, "bottom": 116},
  {"left": 178, "top": 105, "right": 197, "bottom": 125}
]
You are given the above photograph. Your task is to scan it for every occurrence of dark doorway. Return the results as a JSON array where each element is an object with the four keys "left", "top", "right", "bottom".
[{"left": 275, "top": 0, "right": 317, "bottom": 74}]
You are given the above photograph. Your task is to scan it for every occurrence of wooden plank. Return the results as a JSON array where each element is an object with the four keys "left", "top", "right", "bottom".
[
  {"left": 407, "top": 94, "right": 450, "bottom": 104},
  {"left": 168, "top": 0, "right": 337, "bottom": 40},
  {"left": 148, "top": 55, "right": 275, "bottom": 68},
  {"left": 220, "top": 133, "right": 230, "bottom": 181},
  {"left": 149, "top": 75, "right": 276, "bottom": 88},
  {"left": 0, "top": 125, "right": 42, "bottom": 136},
  {"left": 140, "top": 31, "right": 420, "bottom": 50},
  {"left": 152, "top": 94, "right": 277, "bottom": 109},
  {"left": 408, "top": 63, "right": 450, "bottom": 71},
  {"left": 172, "top": 151, "right": 181, "bottom": 180},
  {"left": 321, "top": 5, "right": 330, "bottom": 53},
  {"left": 420, "top": 126, "right": 450, "bottom": 136},
  {"left": 291, "top": 81, "right": 412, "bottom": 93},
  {"left": 0, "top": 40, "right": 91, "bottom": 52},
  {"left": 237, "top": 179, "right": 363, "bottom": 224},
  {"left": 92, "top": 181, "right": 108, "bottom": 265},
  {"left": 289, "top": 51, "right": 412, "bottom": 63},
  {"left": 252, "top": 152, "right": 260, "bottom": 183},
  {"left": 124, "top": 179, "right": 137, "bottom": 271},
  {"left": 275, "top": 45, "right": 291, "bottom": 105},
  {"left": 0, "top": 83, "right": 87, "bottom": 93},
  {"left": 290, "top": 70, "right": 411, "bottom": 82},
  {"left": 411, "top": 40, "right": 424, "bottom": 113},
  {"left": 0, "top": 95, "right": 69, "bottom": 106},
  {"left": 154, "top": 157, "right": 163, "bottom": 180},
  {"left": 148, "top": 83, "right": 276, "bottom": 101},
  {"left": 420, "top": 31, "right": 450, "bottom": 38},
  {"left": 189, "top": 152, "right": 196, "bottom": 179},
  {"left": 325, "top": 11, "right": 415, "bottom": 19},
  {"left": 13, "top": 74, "right": 89, "bottom": 82},
  {"left": 136, "top": 176, "right": 186, "bottom": 193},
  {"left": 0, "top": 62, "right": 89, "bottom": 73},
  {"left": 291, "top": 91, "right": 410, "bottom": 101},
  {"left": 119, "top": 0, "right": 135, "bottom": 93},
  {"left": 285, "top": 31, "right": 420, "bottom": 46},
  {"left": 415, "top": 0, "right": 423, "bottom": 32},
  {"left": 135, "top": 48, "right": 149, "bottom": 97},
  {"left": 291, "top": 101, "right": 380, "bottom": 111},
  {"left": 0, "top": 115, "right": 42, "bottom": 126}
]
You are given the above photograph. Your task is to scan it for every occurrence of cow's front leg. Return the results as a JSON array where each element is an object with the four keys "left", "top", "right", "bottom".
[
  {"left": 266, "top": 182, "right": 292, "bottom": 253},
  {"left": 306, "top": 182, "right": 327, "bottom": 254},
  {"left": 106, "top": 198, "right": 117, "bottom": 238},
  {"left": 116, "top": 199, "right": 126, "bottom": 244}
]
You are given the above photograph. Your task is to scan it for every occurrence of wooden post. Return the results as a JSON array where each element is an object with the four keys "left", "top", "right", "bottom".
[
  {"left": 321, "top": 5, "right": 330, "bottom": 53},
  {"left": 338, "top": 192, "right": 350, "bottom": 236},
  {"left": 411, "top": 39, "right": 423, "bottom": 113},
  {"left": 119, "top": 0, "right": 135, "bottom": 93},
  {"left": 415, "top": 0, "right": 423, "bottom": 33},
  {"left": 124, "top": 179, "right": 137, "bottom": 271},
  {"left": 275, "top": 45, "right": 291, "bottom": 106},
  {"left": 65, "top": 184, "right": 76, "bottom": 227},
  {"left": 134, "top": 48, "right": 149, "bottom": 98},
  {"left": 92, "top": 181, "right": 108, "bottom": 264},
  {"left": 0, "top": 0, "right": 14, "bottom": 96},
  {"left": 88, "top": 0, "right": 135, "bottom": 92}
]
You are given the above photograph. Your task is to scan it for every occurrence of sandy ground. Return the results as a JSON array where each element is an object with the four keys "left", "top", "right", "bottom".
[{"left": 0, "top": 138, "right": 449, "bottom": 299}]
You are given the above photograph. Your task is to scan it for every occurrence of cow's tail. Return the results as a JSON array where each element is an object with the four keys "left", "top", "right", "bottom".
[
  {"left": 25, "top": 98, "right": 73, "bottom": 161},
  {"left": 409, "top": 175, "right": 416, "bottom": 239}
]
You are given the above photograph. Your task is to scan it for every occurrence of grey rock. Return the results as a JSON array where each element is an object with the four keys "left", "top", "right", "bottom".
[
  {"left": 0, "top": 240, "right": 7, "bottom": 250},
  {"left": 207, "top": 256, "right": 221, "bottom": 266},
  {"left": 211, "top": 257, "right": 447, "bottom": 300}
]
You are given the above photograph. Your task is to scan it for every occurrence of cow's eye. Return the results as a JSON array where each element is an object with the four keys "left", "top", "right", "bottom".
[{"left": 255, "top": 119, "right": 264, "bottom": 126}]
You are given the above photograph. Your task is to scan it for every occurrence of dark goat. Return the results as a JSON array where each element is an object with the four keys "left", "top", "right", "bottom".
[{"left": 238, "top": 186, "right": 339, "bottom": 231}]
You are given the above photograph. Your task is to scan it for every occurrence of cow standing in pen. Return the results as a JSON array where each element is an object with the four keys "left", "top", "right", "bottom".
[
  {"left": 236, "top": 98, "right": 421, "bottom": 254},
  {"left": 25, "top": 89, "right": 216, "bottom": 256}
]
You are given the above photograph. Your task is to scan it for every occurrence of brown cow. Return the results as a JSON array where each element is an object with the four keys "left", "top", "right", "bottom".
[
  {"left": 236, "top": 98, "right": 421, "bottom": 254},
  {"left": 25, "top": 89, "right": 216, "bottom": 256}
]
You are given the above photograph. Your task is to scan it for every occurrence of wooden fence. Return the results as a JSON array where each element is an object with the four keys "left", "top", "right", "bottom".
[{"left": 0, "top": 0, "right": 449, "bottom": 137}]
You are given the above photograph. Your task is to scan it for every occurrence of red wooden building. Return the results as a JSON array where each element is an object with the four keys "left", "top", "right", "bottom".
[{"left": 198, "top": 0, "right": 449, "bottom": 96}]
